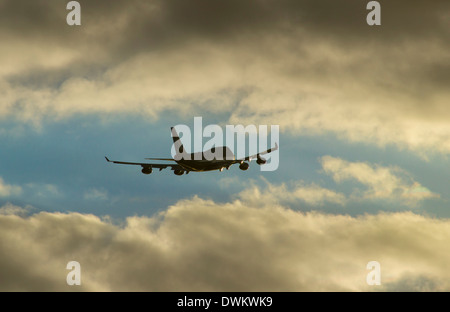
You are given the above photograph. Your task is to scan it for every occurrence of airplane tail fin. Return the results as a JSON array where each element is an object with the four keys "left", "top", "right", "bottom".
[{"left": 171, "top": 127, "right": 186, "bottom": 158}]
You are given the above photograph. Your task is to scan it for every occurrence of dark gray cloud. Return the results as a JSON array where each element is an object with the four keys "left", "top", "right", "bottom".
[
  {"left": 2, "top": 0, "right": 448, "bottom": 56},
  {"left": 380, "top": 274, "right": 446, "bottom": 292},
  {"left": 1, "top": 0, "right": 447, "bottom": 75},
  {"left": 1, "top": 0, "right": 449, "bottom": 153}
]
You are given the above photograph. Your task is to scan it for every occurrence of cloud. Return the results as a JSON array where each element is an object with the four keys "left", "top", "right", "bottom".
[
  {"left": 290, "top": 183, "right": 347, "bottom": 206},
  {"left": 84, "top": 188, "right": 108, "bottom": 201},
  {"left": 0, "top": 202, "right": 32, "bottom": 217},
  {"left": 0, "top": 0, "right": 449, "bottom": 155},
  {"left": 0, "top": 177, "right": 22, "bottom": 197},
  {"left": 239, "top": 181, "right": 346, "bottom": 207},
  {"left": 320, "top": 156, "right": 439, "bottom": 205},
  {"left": 25, "top": 183, "right": 61, "bottom": 198},
  {"left": 1, "top": 191, "right": 450, "bottom": 291}
]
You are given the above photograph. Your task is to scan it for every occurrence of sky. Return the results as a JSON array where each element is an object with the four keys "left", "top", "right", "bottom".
[{"left": 0, "top": 0, "right": 449, "bottom": 291}]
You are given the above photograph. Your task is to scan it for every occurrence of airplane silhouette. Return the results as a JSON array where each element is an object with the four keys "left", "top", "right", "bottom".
[{"left": 105, "top": 127, "right": 278, "bottom": 175}]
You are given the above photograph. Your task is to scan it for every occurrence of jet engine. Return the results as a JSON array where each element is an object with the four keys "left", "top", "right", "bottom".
[
  {"left": 141, "top": 167, "right": 153, "bottom": 175},
  {"left": 239, "top": 162, "right": 250, "bottom": 171},
  {"left": 256, "top": 156, "right": 267, "bottom": 165},
  {"left": 174, "top": 170, "right": 185, "bottom": 176}
]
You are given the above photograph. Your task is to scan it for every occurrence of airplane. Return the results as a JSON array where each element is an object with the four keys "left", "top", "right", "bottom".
[{"left": 105, "top": 127, "right": 278, "bottom": 175}]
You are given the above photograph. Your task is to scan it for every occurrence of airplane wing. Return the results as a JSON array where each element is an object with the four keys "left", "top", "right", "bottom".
[
  {"left": 210, "top": 142, "right": 278, "bottom": 170},
  {"left": 239, "top": 142, "right": 279, "bottom": 162},
  {"left": 105, "top": 157, "right": 184, "bottom": 171}
]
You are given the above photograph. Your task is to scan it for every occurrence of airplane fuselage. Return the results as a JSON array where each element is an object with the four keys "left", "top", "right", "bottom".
[
  {"left": 176, "top": 159, "right": 235, "bottom": 172},
  {"left": 175, "top": 146, "right": 237, "bottom": 172}
]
